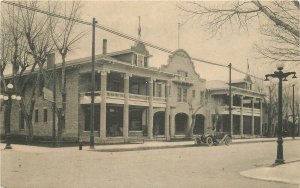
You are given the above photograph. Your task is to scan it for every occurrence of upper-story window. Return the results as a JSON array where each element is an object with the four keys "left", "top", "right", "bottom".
[
  {"left": 156, "top": 83, "right": 162, "bottom": 97},
  {"left": 133, "top": 53, "right": 148, "bottom": 67},
  {"left": 177, "top": 87, "right": 187, "bottom": 102},
  {"left": 178, "top": 70, "right": 188, "bottom": 78},
  {"left": 144, "top": 57, "right": 148, "bottom": 67},
  {"left": 137, "top": 55, "right": 143, "bottom": 66}
]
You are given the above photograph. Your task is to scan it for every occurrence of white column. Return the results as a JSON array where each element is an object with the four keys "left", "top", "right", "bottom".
[
  {"left": 251, "top": 98, "right": 255, "bottom": 136},
  {"left": 123, "top": 74, "right": 129, "bottom": 140},
  {"left": 260, "top": 100, "right": 263, "bottom": 136},
  {"left": 170, "top": 107, "right": 175, "bottom": 137},
  {"left": 148, "top": 78, "right": 153, "bottom": 139},
  {"left": 164, "top": 81, "right": 170, "bottom": 140},
  {"left": 240, "top": 96, "right": 244, "bottom": 136},
  {"left": 100, "top": 71, "right": 107, "bottom": 138}
]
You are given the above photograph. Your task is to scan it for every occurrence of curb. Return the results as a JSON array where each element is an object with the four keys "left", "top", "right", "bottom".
[{"left": 90, "top": 138, "right": 299, "bottom": 152}]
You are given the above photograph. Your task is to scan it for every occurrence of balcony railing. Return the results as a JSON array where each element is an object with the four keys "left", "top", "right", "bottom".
[
  {"left": 107, "top": 91, "right": 125, "bottom": 98},
  {"left": 129, "top": 93, "right": 149, "bottom": 101},
  {"left": 80, "top": 91, "right": 166, "bottom": 103}
]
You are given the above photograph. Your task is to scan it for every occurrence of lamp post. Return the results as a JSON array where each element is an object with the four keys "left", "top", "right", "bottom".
[
  {"left": 0, "top": 83, "right": 22, "bottom": 149},
  {"left": 264, "top": 62, "right": 297, "bottom": 165}
]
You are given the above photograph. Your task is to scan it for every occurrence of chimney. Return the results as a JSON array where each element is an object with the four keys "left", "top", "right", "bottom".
[
  {"left": 102, "top": 39, "right": 107, "bottom": 55},
  {"left": 47, "top": 53, "right": 55, "bottom": 69}
]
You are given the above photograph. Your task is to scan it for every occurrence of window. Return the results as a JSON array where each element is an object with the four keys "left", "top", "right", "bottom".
[
  {"left": 43, "top": 109, "right": 48, "bottom": 123},
  {"left": 130, "top": 81, "right": 140, "bottom": 94},
  {"left": 34, "top": 109, "right": 38, "bottom": 123},
  {"left": 192, "top": 90, "right": 195, "bottom": 98},
  {"left": 133, "top": 54, "right": 138, "bottom": 65},
  {"left": 19, "top": 111, "right": 25, "bottom": 129},
  {"left": 177, "top": 87, "right": 187, "bottom": 102},
  {"left": 137, "top": 55, "right": 143, "bottom": 66},
  {"left": 178, "top": 70, "right": 188, "bottom": 78},
  {"left": 183, "top": 88, "right": 187, "bottom": 102},
  {"left": 144, "top": 57, "right": 148, "bottom": 67},
  {"left": 177, "top": 88, "right": 182, "bottom": 102},
  {"left": 200, "top": 91, "right": 204, "bottom": 103},
  {"left": 156, "top": 84, "right": 162, "bottom": 97}
]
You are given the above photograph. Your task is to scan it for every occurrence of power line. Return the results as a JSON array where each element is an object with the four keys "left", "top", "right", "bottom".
[{"left": 2, "top": 0, "right": 263, "bottom": 80}]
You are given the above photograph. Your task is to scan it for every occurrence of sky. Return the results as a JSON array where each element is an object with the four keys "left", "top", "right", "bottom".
[
  {"left": 3, "top": 1, "right": 298, "bottom": 86},
  {"left": 67, "top": 1, "right": 277, "bottom": 82}
]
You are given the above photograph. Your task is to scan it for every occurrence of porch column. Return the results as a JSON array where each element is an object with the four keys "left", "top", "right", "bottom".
[
  {"left": 100, "top": 71, "right": 107, "bottom": 138},
  {"left": 170, "top": 107, "right": 175, "bottom": 137},
  {"left": 187, "top": 109, "right": 193, "bottom": 136},
  {"left": 164, "top": 81, "right": 170, "bottom": 140},
  {"left": 230, "top": 94, "right": 233, "bottom": 136},
  {"left": 123, "top": 74, "right": 130, "bottom": 140},
  {"left": 148, "top": 78, "right": 153, "bottom": 139},
  {"left": 240, "top": 96, "right": 244, "bottom": 136},
  {"left": 251, "top": 98, "right": 255, "bottom": 136},
  {"left": 260, "top": 100, "right": 263, "bottom": 136}
]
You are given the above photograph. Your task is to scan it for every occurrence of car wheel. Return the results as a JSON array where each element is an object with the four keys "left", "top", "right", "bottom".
[
  {"left": 195, "top": 138, "right": 201, "bottom": 145},
  {"left": 224, "top": 136, "right": 231, "bottom": 146},
  {"left": 206, "top": 137, "right": 213, "bottom": 146}
]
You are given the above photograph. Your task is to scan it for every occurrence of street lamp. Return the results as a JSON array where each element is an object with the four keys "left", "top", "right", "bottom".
[
  {"left": 264, "top": 63, "right": 297, "bottom": 165},
  {"left": 0, "top": 83, "right": 22, "bottom": 149}
]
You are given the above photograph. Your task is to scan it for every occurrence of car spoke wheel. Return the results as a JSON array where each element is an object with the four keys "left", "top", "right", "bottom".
[
  {"left": 225, "top": 136, "right": 231, "bottom": 146},
  {"left": 206, "top": 137, "right": 213, "bottom": 146}
]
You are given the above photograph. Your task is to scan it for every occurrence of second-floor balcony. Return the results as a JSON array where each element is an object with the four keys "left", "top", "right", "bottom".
[
  {"left": 218, "top": 105, "right": 261, "bottom": 116},
  {"left": 80, "top": 91, "right": 166, "bottom": 108}
]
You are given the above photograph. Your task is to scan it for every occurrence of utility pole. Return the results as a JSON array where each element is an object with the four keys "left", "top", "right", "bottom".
[
  {"left": 228, "top": 63, "right": 232, "bottom": 136},
  {"left": 292, "top": 84, "right": 295, "bottom": 139},
  {"left": 52, "top": 64, "right": 56, "bottom": 147},
  {"left": 90, "top": 18, "right": 97, "bottom": 149}
]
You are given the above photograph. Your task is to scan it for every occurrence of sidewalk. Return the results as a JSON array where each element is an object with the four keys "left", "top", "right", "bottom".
[
  {"left": 240, "top": 161, "right": 300, "bottom": 185},
  {"left": 89, "top": 137, "right": 300, "bottom": 152}
]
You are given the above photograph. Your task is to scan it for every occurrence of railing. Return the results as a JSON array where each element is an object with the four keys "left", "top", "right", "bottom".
[
  {"left": 107, "top": 91, "right": 124, "bottom": 98},
  {"left": 153, "top": 96, "right": 166, "bottom": 102},
  {"left": 80, "top": 91, "right": 167, "bottom": 105},
  {"left": 129, "top": 93, "right": 149, "bottom": 101},
  {"left": 218, "top": 105, "right": 261, "bottom": 115}
]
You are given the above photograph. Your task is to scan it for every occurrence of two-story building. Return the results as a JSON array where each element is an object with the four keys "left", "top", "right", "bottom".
[{"left": 0, "top": 40, "right": 265, "bottom": 143}]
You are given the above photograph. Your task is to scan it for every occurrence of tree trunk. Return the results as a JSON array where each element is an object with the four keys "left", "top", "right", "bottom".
[
  {"left": 189, "top": 114, "right": 196, "bottom": 137},
  {"left": 4, "top": 99, "right": 12, "bottom": 141},
  {"left": 57, "top": 53, "right": 67, "bottom": 145}
]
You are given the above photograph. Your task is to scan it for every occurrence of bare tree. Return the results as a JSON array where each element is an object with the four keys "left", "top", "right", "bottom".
[
  {"left": 47, "top": 1, "right": 86, "bottom": 143},
  {"left": 178, "top": 1, "right": 300, "bottom": 64},
  {"left": 1, "top": 1, "right": 54, "bottom": 142}
]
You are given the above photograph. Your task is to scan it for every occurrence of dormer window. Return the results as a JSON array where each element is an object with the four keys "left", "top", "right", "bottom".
[
  {"left": 133, "top": 53, "right": 148, "bottom": 67},
  {"left": 144, "top": 57, "right": 148, "bottom": 67},
  {"left": 137, "top": 55, "right": 143, "bottom": 66},
  {"left": 178, "top": 70, "right": 188, "bottom": 77}
]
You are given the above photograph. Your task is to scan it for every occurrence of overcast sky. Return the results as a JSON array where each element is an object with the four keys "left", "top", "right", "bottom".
[{"left": 64, "top": 1, "right": 299, "bottom": 84}]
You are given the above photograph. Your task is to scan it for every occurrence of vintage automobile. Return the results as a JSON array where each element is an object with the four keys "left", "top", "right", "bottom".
[{"left": 194, "top": 132, "right": 231, "bottom": 146}]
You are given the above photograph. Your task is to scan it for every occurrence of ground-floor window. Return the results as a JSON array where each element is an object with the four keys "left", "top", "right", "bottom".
[
  {"left": 107, "top": 106, "right": 123, "bottom": 137},
  {"left": 129, "top": 108, "right": 143, "bottom": 131},
  {"left": 84, "top": 105, "right": 100, "bottom": 131}
]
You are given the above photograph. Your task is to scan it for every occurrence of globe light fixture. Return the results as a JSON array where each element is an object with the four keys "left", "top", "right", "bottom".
[
  {"left": 276, "top": 62, "right": 284, "bottom": 70},
  {"left": 7, "top": 83, "right": 13, "bottom": 89},
  {"left": 11, "top": 95, "right": 16, "bottom": 100}
]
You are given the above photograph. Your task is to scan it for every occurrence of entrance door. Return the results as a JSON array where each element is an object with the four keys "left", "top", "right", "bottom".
[
  {"left": 153, "top": 111, "right": 165, "bottom": 136},
  {"left": 175, "top": 113, "right": 188, "bottom": 135}
]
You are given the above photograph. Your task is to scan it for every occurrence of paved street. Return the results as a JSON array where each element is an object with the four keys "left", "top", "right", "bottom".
[{"left": 1, "top": 140, "right": 300, "bottom": 188}]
